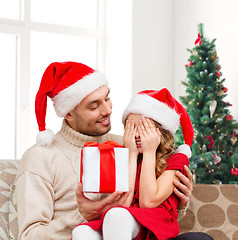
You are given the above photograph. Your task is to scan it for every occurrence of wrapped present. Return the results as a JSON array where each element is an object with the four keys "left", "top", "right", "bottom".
[{"left": 80, "top": 140, "right": 129, "bottom": 193}]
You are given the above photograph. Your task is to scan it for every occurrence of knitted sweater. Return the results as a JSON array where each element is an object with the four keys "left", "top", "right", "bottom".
[{"left": 16, "top": 120, "right": 123, "bottom": 240}]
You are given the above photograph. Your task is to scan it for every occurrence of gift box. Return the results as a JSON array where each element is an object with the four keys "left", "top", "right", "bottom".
[{"left": 79, "top": 140, "right": 129, "bottom": 193}]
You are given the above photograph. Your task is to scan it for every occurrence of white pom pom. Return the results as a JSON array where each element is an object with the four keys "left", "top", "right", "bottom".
[
  {"left": 36, "top": 129, "right": 55, "bottom": 147},
  {"left": 177, "top": 144, "right": 192, "bottom": 158}
]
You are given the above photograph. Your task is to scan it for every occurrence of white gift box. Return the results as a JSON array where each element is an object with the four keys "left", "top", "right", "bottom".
[{"left": 79, "top": 141, "right": 129, "bottom": 193}]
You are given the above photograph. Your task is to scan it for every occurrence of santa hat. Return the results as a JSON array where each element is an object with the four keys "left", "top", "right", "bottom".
[
  {"left": 35, "top": 61, "right": 108, "bottom": 146},
  {"left": 122, "top": 88, "right": 194, "bottom": 158}
]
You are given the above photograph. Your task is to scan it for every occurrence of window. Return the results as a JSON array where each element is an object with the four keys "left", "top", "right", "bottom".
[
  {"left": 0, "top": 34, "right": 18, "bottom": 159},
  {"left": 0, "top": 0, "right": 104, "bottom": 159}
]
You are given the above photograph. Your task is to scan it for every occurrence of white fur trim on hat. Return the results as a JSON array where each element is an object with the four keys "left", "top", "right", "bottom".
[
  {"left": 36, "top": 129, "right": 55, "bottom": 147},
  {"left": 177, "top": 144, "right": 192, "bottom": 158},
  {"left": 52, "top": 71, "right": 108, "bottom": 117},
  {"left": 122, "top": 94, "right": 180, "bottom": 134}
]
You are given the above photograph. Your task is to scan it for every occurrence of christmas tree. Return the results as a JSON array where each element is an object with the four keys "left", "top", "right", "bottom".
[{"left": 175, "top": 23, "right": 238, "bottom": 184}]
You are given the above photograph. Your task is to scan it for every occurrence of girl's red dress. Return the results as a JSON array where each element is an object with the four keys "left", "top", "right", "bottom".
[{"left": 78, "top": 153, "right": 189, "bottom": 240}]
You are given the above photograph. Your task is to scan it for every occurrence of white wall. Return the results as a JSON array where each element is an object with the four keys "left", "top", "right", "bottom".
[
  {"left": 132, "top": 0, "right": 174, "bottom": 95},
  {"left": 173, "top": 0, "right": 238, "bottom": 120}
]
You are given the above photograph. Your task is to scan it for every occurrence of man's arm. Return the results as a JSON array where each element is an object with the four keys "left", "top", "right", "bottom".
[
  {"left": 173, "top": 165, "right": 193, "bottom": 210},
  {"left": 16, "top": 171, "right": 86, "bottom": 240}
]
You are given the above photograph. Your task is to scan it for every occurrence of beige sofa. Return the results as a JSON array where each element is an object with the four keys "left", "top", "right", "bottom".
[{"left": 0, "top": 159, "right": 238, "bottom": 240}]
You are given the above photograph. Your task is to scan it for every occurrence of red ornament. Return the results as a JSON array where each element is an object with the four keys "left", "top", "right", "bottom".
[
  {"left": 225, "top": 115, "right": 233, "bottom": 121},
  {"left": 195, "top": 33, "right": 202, "bottom": 45},
  {"left": 217, "top": 64, "right": 221, "bottom": 70},
  {"left": 185, "top": 61, "right": 194, "bottom": 68},
  {"left": 224, "top": 101, "right": 232, "bottom": 106},
  {"left": 222, "top": 87, "right": 228, "bottom": 93},
  {"left": 216, "top": 72, "right": 221, "bottom": 77},
  {"left": 230, "top": 167, "right": 238, "bottom": 176}
]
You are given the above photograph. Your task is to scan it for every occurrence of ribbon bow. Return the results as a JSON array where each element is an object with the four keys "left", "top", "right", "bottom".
[
  {"left": 84, "top": 140, "right": 124, "bottom": 150},
  {"left": 195, "top": 33, "right": 202, "bottom": 46}
]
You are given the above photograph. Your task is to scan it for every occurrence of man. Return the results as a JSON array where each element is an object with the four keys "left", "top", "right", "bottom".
[{"left": 16, "top": 61, "right": 212, "bottom": 240}]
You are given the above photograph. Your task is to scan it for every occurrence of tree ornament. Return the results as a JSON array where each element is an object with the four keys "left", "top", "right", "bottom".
[
  {"left": 206, "top": 136, "right": 214, "bottom": 149},
  {"left": 185, "top": 61, "right": 194, "bottom": 68},
  {"left": 222, "top": 87, "right": 228, "bottom": 93},
  {"left": 193, "top": 135, "right": 197, "bottom": 141},
  {"left": 225, "top": 115, "right": 233, "bottom": 121},
  {"left": 215, "top": 72, "right": 221, "bottom": 78},
  {"left": 230, "top": 136, "right": 237, "bottom": 145},
  {"left": 209, "top": 100, "right": 217, "bottom": 118},
  {"left": 212, "top": 154, "right": 221, "bottom": 165},
  {"left": 192, "top": 170, "right": 196, "bottom": 183},
  {"left": 192, "top": 50, "right": 198, "bottom": 56},
  {"left": 231, "top": 131, "right": 238, "bottom": 137},
  {"left": 228, "top": 151, "right": 234, "bottom": 157},
  {"left": 195, "top": 33, "right": 202, "bottom": 45},
  {"left": 230, "top": 166, "right": 238, "bottom": 176},
  {"left": 211, "top": 52, "right": 217, "bottom": 61}
]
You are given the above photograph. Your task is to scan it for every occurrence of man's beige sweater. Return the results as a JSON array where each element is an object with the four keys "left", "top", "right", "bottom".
[{"left": 16, "top": 120, "right": 123, "bottom": 240}]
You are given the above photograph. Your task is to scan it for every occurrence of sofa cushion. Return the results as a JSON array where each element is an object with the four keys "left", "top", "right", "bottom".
[
  {"left": 0, "top": 160, "right": 18, "bottom": 240},
  {"left": 9, "top": 183, "right": 18, "bottom": 239},
  {"left": 179, "top": 184, "right": 238, "bottom": 240}
]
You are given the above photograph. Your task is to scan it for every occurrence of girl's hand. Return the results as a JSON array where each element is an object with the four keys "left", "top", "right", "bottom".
[
  {"left": 123, "top": 117, "right": 138, "bottom": 155},
  {"left": 138, "top": 117, "right": 161, "bottom": 154}
]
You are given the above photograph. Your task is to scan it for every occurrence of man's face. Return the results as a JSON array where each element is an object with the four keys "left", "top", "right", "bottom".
[{"left": 66, "top": 86, "right": 112, "bottom": 136}]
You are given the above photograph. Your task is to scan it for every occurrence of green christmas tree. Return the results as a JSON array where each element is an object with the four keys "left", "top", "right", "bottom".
[{"left": 175, "top": 23, "right": 238, "bottom": 184}]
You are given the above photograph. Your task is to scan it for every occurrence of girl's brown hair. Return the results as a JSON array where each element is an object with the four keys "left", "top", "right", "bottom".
[{"left": 154, "top": 122, "right": 174, "bottom": 178}]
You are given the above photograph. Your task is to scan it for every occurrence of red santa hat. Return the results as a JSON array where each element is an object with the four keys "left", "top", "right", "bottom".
[
  {"left": 35, "top": 61, "right": 108, "bottom": 146},
  {"left": 122, "top": 88, "right": 194, "bottom": 158}
]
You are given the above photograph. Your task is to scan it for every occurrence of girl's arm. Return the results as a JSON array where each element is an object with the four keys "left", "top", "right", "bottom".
[
  {"left": 140, "top": 154, "right": 178, "bottom": 208},
  {"left": 138, "top": 118, "right": 179, "bottom": 208},
  {"left": 122, "top": 117, "right": 138, "bottom": 207}
]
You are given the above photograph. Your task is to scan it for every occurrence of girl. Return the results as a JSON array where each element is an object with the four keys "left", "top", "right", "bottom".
[{"left": 72, "top": 88, "right": 194, "bottom": 240}]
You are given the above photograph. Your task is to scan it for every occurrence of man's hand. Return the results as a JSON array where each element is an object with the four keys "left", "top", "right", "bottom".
[
  {"left": 75, "top": 183, "right": 130, "bottom": 221},
  {"left": 173, "top": 165, "right": 193, "bottom": 210}
]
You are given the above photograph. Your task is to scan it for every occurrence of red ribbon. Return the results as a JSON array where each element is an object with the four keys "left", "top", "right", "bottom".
[
  {"left": 195, "top": 33, "right": 202, "bottom": 45},
  {"left": 206, "top": 136, "right": 214, "bottom": 149},
  {"left": 81, "top": 141, "right": 125, "bottom": 193},
  {"left": 231, "top": 131, "right": 238, "bottom": 137},
  {"left": 84, "top": 140, "right": 125, "bottom": 150}
]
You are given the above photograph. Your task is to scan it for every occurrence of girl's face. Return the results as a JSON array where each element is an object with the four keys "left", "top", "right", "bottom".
[{"left": 127, "top": 113, "right": 156, "bottom": 153}]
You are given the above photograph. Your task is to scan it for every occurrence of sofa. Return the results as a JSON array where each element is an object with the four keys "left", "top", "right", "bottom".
[{"left": 0, "top": 159, "right": 238, "bottom": 240}]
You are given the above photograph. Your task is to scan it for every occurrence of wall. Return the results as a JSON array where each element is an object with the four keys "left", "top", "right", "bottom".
[{"left": 132, "top": 0, "right": 174, "bottom": 95}]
